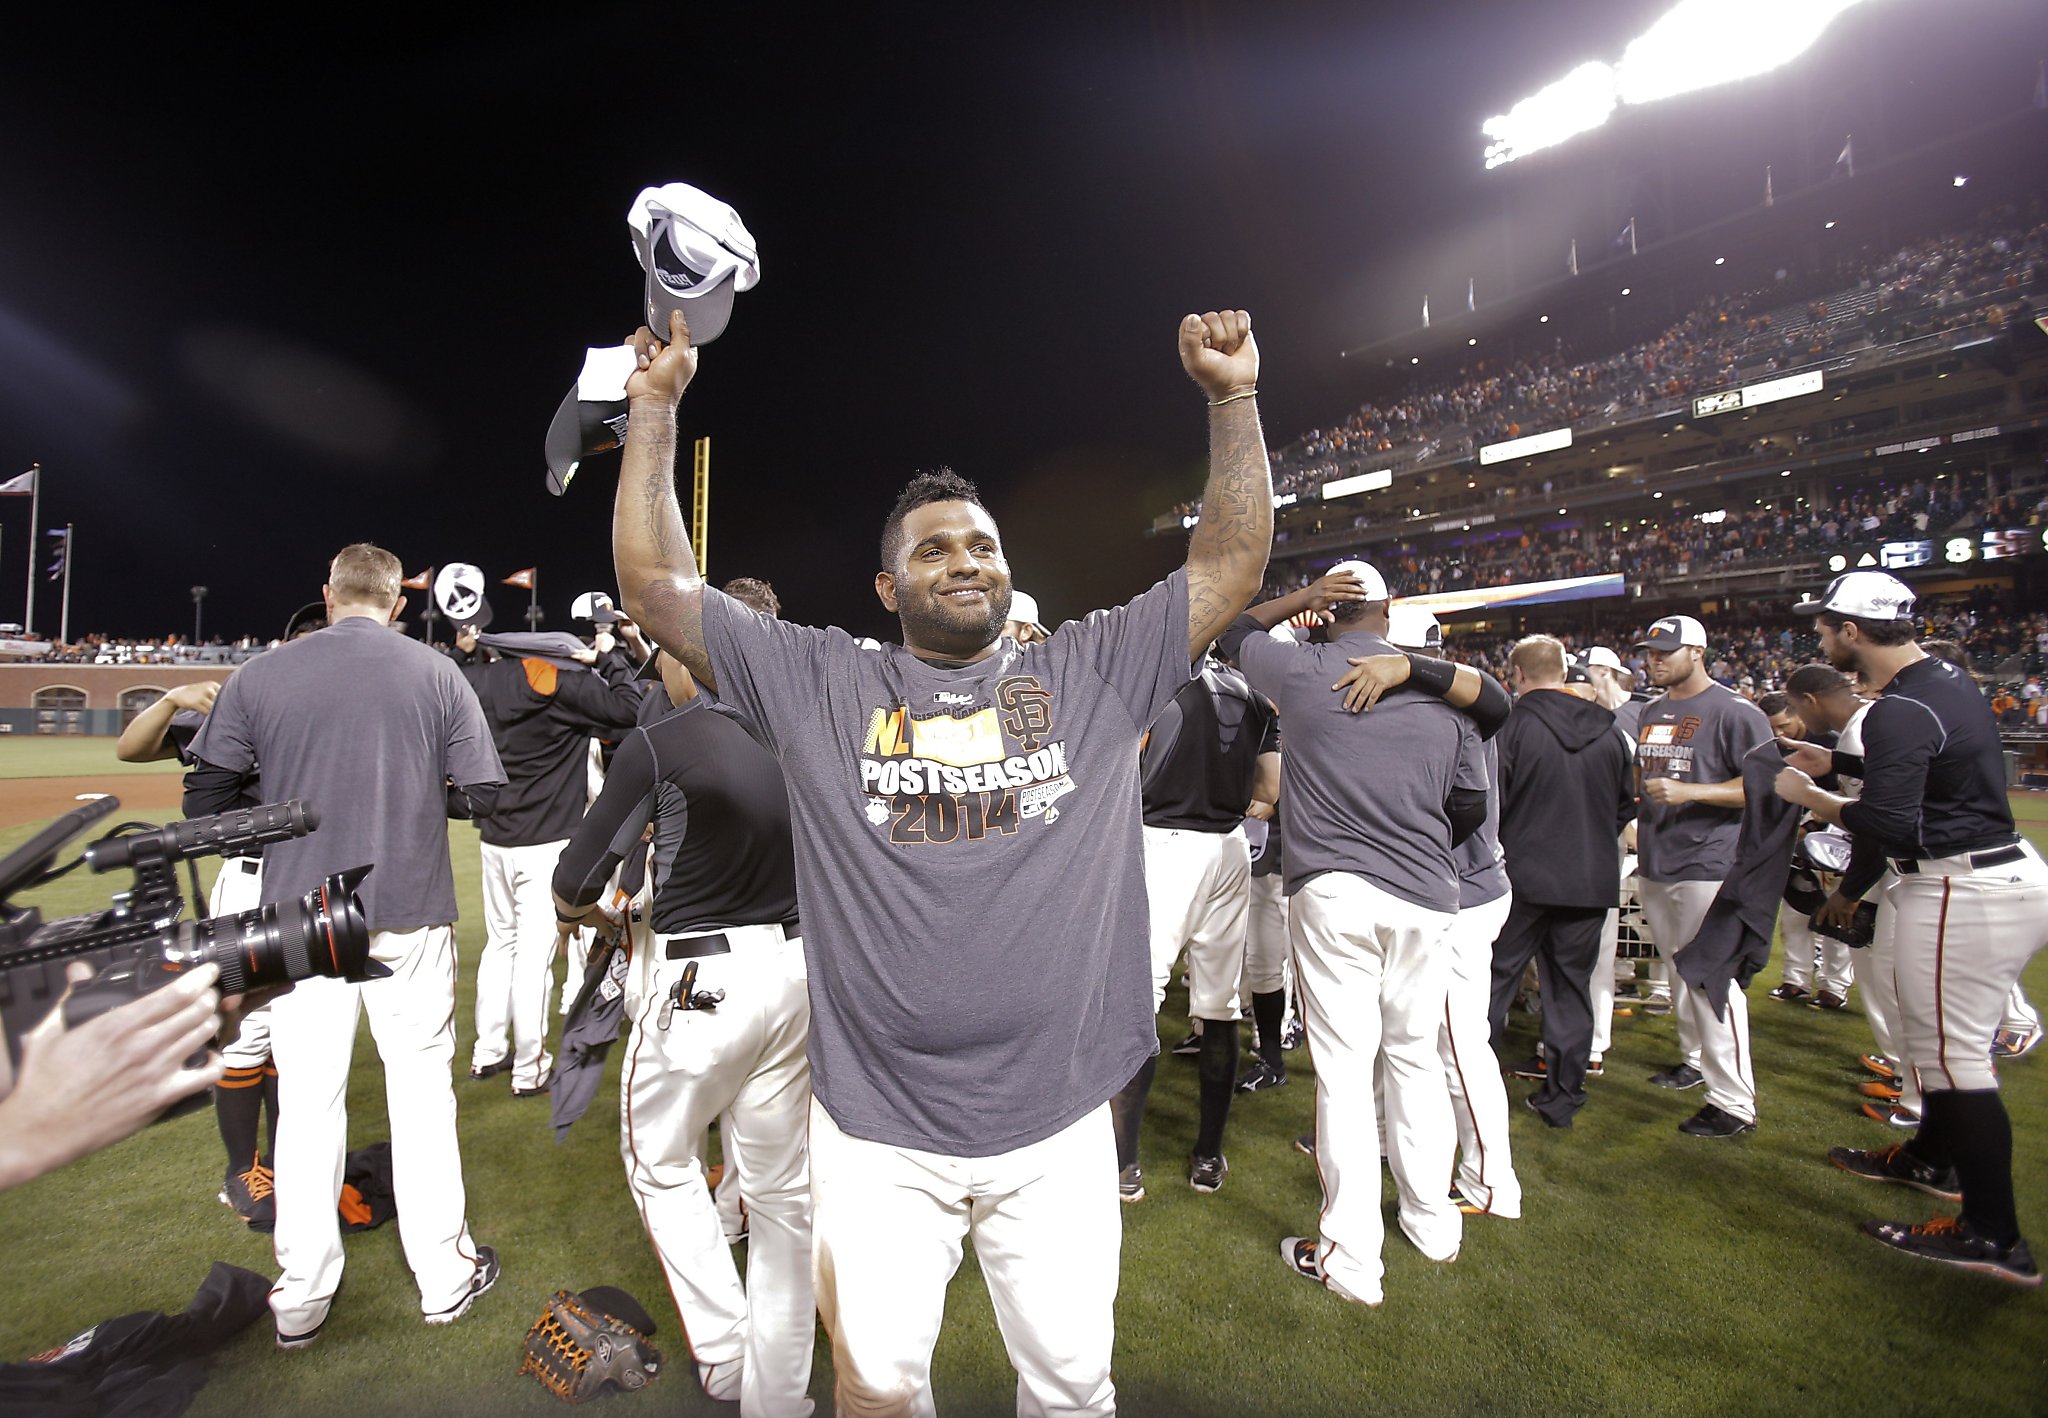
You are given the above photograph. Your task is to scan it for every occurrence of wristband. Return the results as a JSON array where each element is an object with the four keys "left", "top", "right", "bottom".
[
  {"left": 1208, "top": 388, "right": 1258, "bottom": 408},
  {"left": 1404, "top": 653, "right": 1456, "bottom": 698}
]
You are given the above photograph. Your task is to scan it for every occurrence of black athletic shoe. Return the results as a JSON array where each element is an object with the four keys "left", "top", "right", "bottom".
[
  {"left": 1769, "top": 983, "right": 1812, "bottom": 1003},
  {"left": 1293, "top": 1133, "right": 1317, "bottom": 1160},
  {"left": 1828, "top": 1143, "right": 1962, "bottom": 1202},
  {"left": 1280, "top": 1018, "right": 1305, "bottom": 1051},
  {"left": 1170, "top": 1032, "right": 1203, "bottom": 1058},
  {"left": 1190, "top": 1153, "right": 1228, "bottom": 1194},
  {"left": 1510, "top": 1056, "right": 1547, "bottom": 1080},
  {"left": 1649, "top": 1063, "right": 1705, "bottom": 1090},
  {"left": 1236, "top": 1059, "right": 1288, "bottom": 1093},
  {"left": 468, "top": 1058, "right": 512, "bottom": 1081},
  {"left": 512, "top": 1072, "right": 554, "bottom": 1098},
  {"left": 1678, "top": 1103, "right": 1755, "bottom": 1138},
  {"left": 1522, "top": 1094, "right": 1572, "bottom": 1129},
  {"left": 275, "top": 1319, "right": 325, "bottom": 1350},
  {"left": 1118, "top": 1164, "right": 1146, "bottom": 1203},
  {"left": 220, "top": 1159, "right": 276, "bottom": 1233},
  {"left": 1863, "top": 1216, "right": 2042, "bottom": 1287},
  {"left": 1810, "top": 991, "right": 1848, "bottom": 1012},
  {"left": 424, "top": 1245, "right": 500, "bottom": 1325}
]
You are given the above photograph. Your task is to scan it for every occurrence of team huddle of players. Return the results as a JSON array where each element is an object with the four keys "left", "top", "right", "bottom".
[{"left": 115, "top": 306, "right": 2047, "bottom": 1418}]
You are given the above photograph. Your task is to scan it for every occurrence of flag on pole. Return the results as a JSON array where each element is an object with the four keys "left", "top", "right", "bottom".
[
  {"left": 1568, "top": 239, "right": 1579, "bottom": 276},
  {"left": 1421, "top": 296, "right": 1430, "bottom": 329},
  {"left": 0, "top": 467, "right": 35, "bottom": 495},
  {"left": 44, "top": 528, "right": 67, "bottom": 582},
  {"left": 1466, "top": 278, "right": 1476, "bottom": 313},
  {"left": 1834, "top": 135, "right": 1854, "bottom": 179},
  {"left": 401, "top": 567, "right": 433, "bottom": 590},
  {"left": 1764, "top": 165, "right": 1774, "bottom": 208},
  {"left": 503, "top": 567, "right": 536, "bottom": 590}
]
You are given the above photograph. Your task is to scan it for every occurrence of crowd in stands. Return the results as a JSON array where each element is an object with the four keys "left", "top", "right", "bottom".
[
  {"left": 1173, "top": 211, "right": 2044, "bottom": 517},
  {"left": 1260, "top": 468, "right": 2037, "bottom": 603},
  {"left": 0, "top": 632, "right": 273, "bottom": 665}
]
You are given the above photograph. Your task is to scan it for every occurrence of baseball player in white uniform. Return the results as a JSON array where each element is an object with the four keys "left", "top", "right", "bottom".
[{"left": 1776, "top": 571, "right": 2043, "bottom": 1284}]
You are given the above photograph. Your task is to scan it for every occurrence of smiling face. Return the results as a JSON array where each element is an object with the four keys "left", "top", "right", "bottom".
[{"left": 874, "top": 499, "right": 1014, "bottom": 661}]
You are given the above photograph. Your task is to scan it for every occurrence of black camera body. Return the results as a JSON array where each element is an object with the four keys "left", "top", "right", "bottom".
[{"left": 0, "top": 795, "right": 380, "bottom": 1090}]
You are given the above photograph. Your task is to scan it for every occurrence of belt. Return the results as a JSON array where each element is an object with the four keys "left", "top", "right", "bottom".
[
  {"left": 232, "top": 857, "right": 260, "bottom": 873},
  {"left": 1890, "top": 844, "right": 2025, "bottom": 875},
  {"left": 663, "top": 919, "right": 801, "bottom": 960}
]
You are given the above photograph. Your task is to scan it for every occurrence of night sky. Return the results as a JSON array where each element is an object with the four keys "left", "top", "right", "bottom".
[{"left": 3, "top": 2, "right": 2044, "bottom": 643}]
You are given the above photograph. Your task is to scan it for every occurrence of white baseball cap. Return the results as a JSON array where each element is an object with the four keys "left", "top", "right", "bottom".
[
  {"left": 1792, "top": 570, "right": 1916, "bottom": 620},
  {"left": 1327, "top": 559, "right": 1391, "bottom": 601},
  {"left": 1634, "top": 614, "right": 1706, "bottom": 651},
  {"left": 1583, "top": 646, "right": 1624, "bottom": 671},
  {"left": 1006, "top": 590, "right": 1049, "bottom": 637},
  {"left": 1386, "top": 604, "right": 1442, "bottom": 651},
  {"left": 628, "top": 183, "right": 762, "bottom": 348}
]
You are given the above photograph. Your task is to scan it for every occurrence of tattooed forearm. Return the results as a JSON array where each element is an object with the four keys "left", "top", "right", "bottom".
[
  {"left": 615, "top": 399, "right": 708, "bottom": 666},
  {"left": 1185, "top": 399, "right": 1272, "bottom": 657}
]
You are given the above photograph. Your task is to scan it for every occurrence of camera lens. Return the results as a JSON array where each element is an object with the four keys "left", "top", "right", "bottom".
[{"left": 162, "top": 864, "right": 376, "bottom": 996}]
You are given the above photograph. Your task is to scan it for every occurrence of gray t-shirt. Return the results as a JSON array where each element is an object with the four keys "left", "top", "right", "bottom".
[
  {"left": 1234, "top": 628, "right": 1485, "bottom": 913},
  {"left": 700, "top": 571, "right": 1192, "bottom": 1157},
  {"left": 1634, "top": 681, "right": 1770, "bottom": 883},
  {"left": 1455, "top": 737, "right": 1509, "bottom": 908},
  {"left": 192, "top": 616, "right": 503, "bottom": 931}
]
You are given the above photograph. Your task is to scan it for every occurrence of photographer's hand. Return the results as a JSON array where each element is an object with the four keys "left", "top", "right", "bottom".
[{"left": 0, "top": 963, "right": 224, "bottom": 1192}]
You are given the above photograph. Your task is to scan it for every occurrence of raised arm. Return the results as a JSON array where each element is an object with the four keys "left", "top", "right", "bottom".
[
  {"left": 1179, "top": 310, "right": 1272, "bottom": 661},
  {"left": 614, "top": 310, "right": 717, "bottom": 693},
  {"left": 114, "top": 681, "right": 217, "bottom": 763}
]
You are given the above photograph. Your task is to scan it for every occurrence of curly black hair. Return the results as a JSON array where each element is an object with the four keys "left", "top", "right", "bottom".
[{"left": 879, "top": 468, "right": 986, "bottom": 570}]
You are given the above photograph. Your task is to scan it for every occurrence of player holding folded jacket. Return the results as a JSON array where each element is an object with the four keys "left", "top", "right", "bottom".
[{"left": 554, "top": 645, "right": 813, "bottom": 1415}]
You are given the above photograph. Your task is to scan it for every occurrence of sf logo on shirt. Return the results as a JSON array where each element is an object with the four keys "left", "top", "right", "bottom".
[{"left": 857, "top": 675, "right": 1076, "bottom": 844}]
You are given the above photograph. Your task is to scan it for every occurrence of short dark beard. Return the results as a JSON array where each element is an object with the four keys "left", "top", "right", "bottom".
[{"left": 898, "top": 583, "right": 1013, "bottom": 660}]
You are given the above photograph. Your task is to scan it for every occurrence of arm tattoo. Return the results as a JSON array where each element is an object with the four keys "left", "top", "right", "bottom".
[
  {"left": 614, "top": 401, "right": 715, "bottom": 692},
  {"left": 1185, "top": 401, "right": 1273, "bottom": 657}
]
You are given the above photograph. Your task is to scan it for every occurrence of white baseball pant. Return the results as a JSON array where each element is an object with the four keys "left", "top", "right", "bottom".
[
  {"left": 1777, "top": 903, "right": 1855, "bottom": 996},
  {"left": 209, "top": 857, "right": 273, "bottom": 1068},
  {"left": 1858, "top": 884, "right": 1922, "bottom": 1114},
  {"left": 2002, "top": 983, "right": 2041, "bottom": 1036},
  {"left": 1141, "top": 825, "right": 1250, "bottom": 1020},
  {"left": 1888, "top": 844, "right": 2048, "bottom": 1094},
  {"left": 1440, "top": 889, "right": 1519, "bottom": 1217},
  {"left": 809, "top": 1099, "right": 1120, "bottom": 1418},
  {"left": 1589, "top": 847, "right": 1636, "bottom": 1061},
  {"left": 1637, "top": 878, "right": 1757, "bottom": 1124},
  {"left": 1289, "top": 871, "right": 1459, "bottom": 1304},
  {"left": 1240, "top": 871, "right": 1291, "bottom": 999},
  {"left": 269, "top": 924, "right": 481, "bottom": 1336},
  {"left": 622, "top": 925, "right": 814, "bottom": 1418},
  {"left": 474, "top": 838, "right": 569, "bottom": 1090}
]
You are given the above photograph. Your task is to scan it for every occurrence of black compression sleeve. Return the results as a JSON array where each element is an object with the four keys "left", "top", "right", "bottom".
[
  {"left": 552, "top": 729, "right": 660, "bottom": 908},
  {"left": 1840, "top": 831, "right": 1888, "bottom": 901},
  {"left": 1403, "top": 656, "right": 1511, "bottom": 740},
  {"left": 183, "top": 758, "right": 248, "bottom": 818},
  {"left": 1216, "top": 614, "right": 1262, "bottom": 665},
  {"left": 1446, "top": 787, "right": 1487, "bottom": 846}
]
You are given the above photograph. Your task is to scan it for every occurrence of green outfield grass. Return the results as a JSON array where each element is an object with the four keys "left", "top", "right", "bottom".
[
  {"left": 0, "top": 736, "right": 186, "bottom": 778},
  {"left": 0, "top": 758, "right": 2044, "bottom": 1415}
]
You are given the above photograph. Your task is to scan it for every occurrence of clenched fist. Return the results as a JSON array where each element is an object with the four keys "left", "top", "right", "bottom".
[{"left": 1179, "top": 310, "right": 1258, "bottom": 401}]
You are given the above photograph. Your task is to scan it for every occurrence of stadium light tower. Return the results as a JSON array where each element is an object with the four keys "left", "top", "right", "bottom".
[{"left": 1482, "top": 0, "right": 1876, "bottom": 169}]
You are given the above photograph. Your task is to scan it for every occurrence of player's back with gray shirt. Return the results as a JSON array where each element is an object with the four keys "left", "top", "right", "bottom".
[
  {"left": 1634, "top": 681, "right": 1770, "bottom": 882},
  {"left": 1233, "top": 627, "right": 1485, "bottom": 913},
  {"left": 192, "top": 616, "right": 503, "bottom": 931}
]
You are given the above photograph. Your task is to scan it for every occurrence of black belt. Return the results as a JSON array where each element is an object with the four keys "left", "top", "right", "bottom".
[
  {"left": 664, "top": 919, "right": 801, "bottom": 959},
  {"left": 1891, "top": 844, "right": 2025, "bottom": 875}
]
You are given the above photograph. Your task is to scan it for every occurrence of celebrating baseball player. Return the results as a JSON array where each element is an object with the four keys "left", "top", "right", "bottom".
[
  {"left": 610, "top": 304, "right": 1271, "bottom": 1414},
  {"left": 1774, "top": 571, "right": 2044, "bottom": 1285}
]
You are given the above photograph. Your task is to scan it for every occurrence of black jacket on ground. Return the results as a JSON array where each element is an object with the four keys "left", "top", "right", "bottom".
[{"left": 1496, "top": 688, "right": 1635, "bottom": 909}]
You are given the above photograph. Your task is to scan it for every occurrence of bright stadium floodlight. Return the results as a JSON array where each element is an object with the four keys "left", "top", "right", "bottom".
[
  {"left": 1483, "top": 61, "right": 1617, "bottom": 170},
  {"left": 1482, "top": 0, "right": 1875, "bottom": 169}
]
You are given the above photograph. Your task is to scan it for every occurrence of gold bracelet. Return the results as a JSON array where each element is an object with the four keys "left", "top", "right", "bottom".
[{"left": 1208, "top": 388, "right": 1258, "bottom": 408}]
